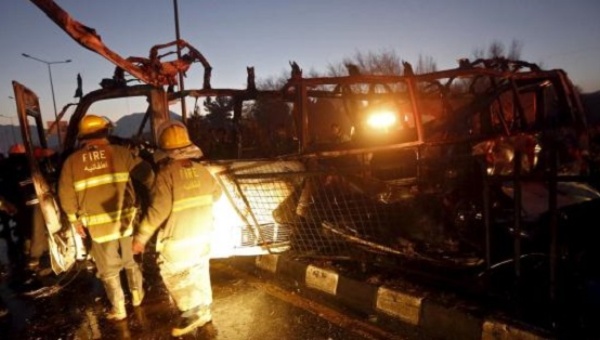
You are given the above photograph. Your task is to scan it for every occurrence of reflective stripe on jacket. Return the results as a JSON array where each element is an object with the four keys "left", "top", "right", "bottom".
[
  {"left": 136, "top": 158, "right": 222, "bottom": 250},
  {"left": 58, "top": 140, "right": 154, "bottom": 243}
]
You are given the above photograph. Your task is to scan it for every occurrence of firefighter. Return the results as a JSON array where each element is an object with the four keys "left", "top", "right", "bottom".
[
  {"left": 132, "top": 121, "right": 222, "bottom": 337},
  {"left": 58, "top": 114, "right": 154, "bottom": 321}
]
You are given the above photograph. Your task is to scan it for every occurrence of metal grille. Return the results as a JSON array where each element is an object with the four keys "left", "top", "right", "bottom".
[
  {"left": 240, "top": 223, "right": 290, "bottom": 246},
  {"left": 213, "top": 158, "right": 353, "bottom": 257},
  {"left": 213, "top": 152, "right": 475, "bottom": 264}
]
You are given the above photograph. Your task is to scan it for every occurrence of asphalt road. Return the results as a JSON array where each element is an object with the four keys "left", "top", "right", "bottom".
[{"left": 0, "top": 254, "right": 423, "bottom": 340}]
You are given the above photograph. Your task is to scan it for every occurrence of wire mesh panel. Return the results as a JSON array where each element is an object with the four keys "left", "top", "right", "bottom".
[
  {"left": 212, "top": 158, "right": 351, "bottom": 258},
  {"left": 213, "top": 152, "right": 485, "bottom": 267}
]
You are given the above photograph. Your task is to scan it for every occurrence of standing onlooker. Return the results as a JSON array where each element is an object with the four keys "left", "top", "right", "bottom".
[
  {"left": 133, "top": 121, "right": 222, "bottom": 337},
  {"left": 58, "top": 115, "right": 154, "bottom": 321}
]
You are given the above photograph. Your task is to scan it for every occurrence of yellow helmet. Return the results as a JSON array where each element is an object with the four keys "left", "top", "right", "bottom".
[
  {"left": 78, "top": 114, "right": 112, "bottom": 139},
  {"left": 158, "top": 122, "right": 192, "bottom": 150}
]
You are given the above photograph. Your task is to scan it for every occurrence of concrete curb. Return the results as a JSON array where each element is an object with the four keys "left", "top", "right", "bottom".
[{"left": 255, "top": 254, "right": 553, "bottom": 340}]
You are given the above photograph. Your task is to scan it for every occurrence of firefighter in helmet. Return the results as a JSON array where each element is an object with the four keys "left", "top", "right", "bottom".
[
  {"left": 58, "top": 114, "right": 154, "bottom": 321},
  {"left": 133, "top": 121, "right": 222, "bottom": 336}
]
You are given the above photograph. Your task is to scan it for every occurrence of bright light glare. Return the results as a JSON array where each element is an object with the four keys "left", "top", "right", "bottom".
[
  {"left": 367, "top": 110, "right": 397, "bottom": 129},
  {"left": 210, "top": 193, "right": 251, "bottom": 259},
  {"left": 206, "top": 161, "right": 304, "bottom": 258}
]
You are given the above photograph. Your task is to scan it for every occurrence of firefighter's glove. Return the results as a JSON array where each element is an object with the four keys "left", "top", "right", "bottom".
[
  {"left": 74, "top": 222, "right": 87, "bottom": 239},
  {"left": 132, "top": 238, "right": 145, "bottom": 255}
]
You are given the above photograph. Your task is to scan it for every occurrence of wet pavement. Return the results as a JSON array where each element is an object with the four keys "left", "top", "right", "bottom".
[
  {"left": 0, "top": 249, "right": 415, "bottom": 340},
  {"left": 6, "top": 218, "right": 597, "bottom": 339},
  {"left": 1, "top": 251, "right": 186, "bottom": 339}
]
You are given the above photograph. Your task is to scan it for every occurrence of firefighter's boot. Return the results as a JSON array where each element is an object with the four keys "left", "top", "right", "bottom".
[
  {"left": 171, "top": 306, "right": 212, "bottom": 337},
  {"left": 125, "top": 266, "right": 144, "bottom": 307},
  {"left": 102, "top": 275, "right": 127, "bottom": 321}
]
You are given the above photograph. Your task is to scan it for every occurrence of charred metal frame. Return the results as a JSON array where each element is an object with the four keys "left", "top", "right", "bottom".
[{"left": 18, "top": 0, "right": 597, "bottom": 308}]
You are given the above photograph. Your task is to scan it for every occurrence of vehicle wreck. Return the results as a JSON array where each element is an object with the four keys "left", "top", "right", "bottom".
[{"left": 14, "top": 0, "right": 600, "bottom": 312}]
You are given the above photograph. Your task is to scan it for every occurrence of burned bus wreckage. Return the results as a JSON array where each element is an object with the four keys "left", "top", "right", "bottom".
[{"left": 15, "top": 0, "right": 600, "bottom": 309}]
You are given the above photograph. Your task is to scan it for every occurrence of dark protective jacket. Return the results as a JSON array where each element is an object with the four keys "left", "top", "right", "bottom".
[
  {"left": 58, "top": 139, "right": 154, "bottom": 243},
  {"left": 135, "top": 154, "right": 222, "bottom": 252}
]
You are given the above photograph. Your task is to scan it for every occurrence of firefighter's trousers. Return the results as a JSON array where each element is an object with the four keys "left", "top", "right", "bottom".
[
  {"left": 91, "top": 236, "right": 139, "bottom": 280},
  {"left": 158, "top": 239, "right": 212, "bottom": 313},
  {"left": 91, "top": 236, "right": 143, "bottom": 309}
]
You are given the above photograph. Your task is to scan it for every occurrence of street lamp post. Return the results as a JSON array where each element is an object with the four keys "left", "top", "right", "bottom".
[{"left": 22, "top": 53, "right": 71, "bottom": 149}]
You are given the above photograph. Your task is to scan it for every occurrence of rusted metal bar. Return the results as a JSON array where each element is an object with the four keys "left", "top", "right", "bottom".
[
  {"left": 282, "top": 68, "right": 568, "bottom": 88},
  {"left": 230, "top": 175, "right": 266, "bottom": 246},
  {"left": 30, "top": 0, "right": 154, "bottom": 85},
  {"left": 299, "top": 83, "right": 309, "bottom": 152},
  {"left": 513, "top": 151, "right": 522, "bottom": 278},
  {"left": 483, "top": 165, "right": 492, "bottom": 269},
  {"left": 12, "top": 82, "right": 46, "bottom": 158},
  {"left": 30, "top": 0, "right": 212, "bottom": 89},
  {"left": 233, "top": 98, "right": 243, "bottom": 158},
  {"left": 143, "top": 88, "right": 169, "bottom": 143},
  {"left": 136, "top": 108, "right": 152, "bottom": 139},
  {"left": 548, "top": 146, "right": 559, "bottom": 302},
  {"left": 487, "top": 77, "right": 512, "bottom": 136},
  {"left": 509, "top": 78, "right": 528, "bottom": 129}
]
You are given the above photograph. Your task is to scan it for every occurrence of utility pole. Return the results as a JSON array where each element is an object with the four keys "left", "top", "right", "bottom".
[
  {"left": 173, "top": 0, "right": 187, "bottom": 122},
  {"left": 22, "top": 53, "right": 71, "bottom": 149}
]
